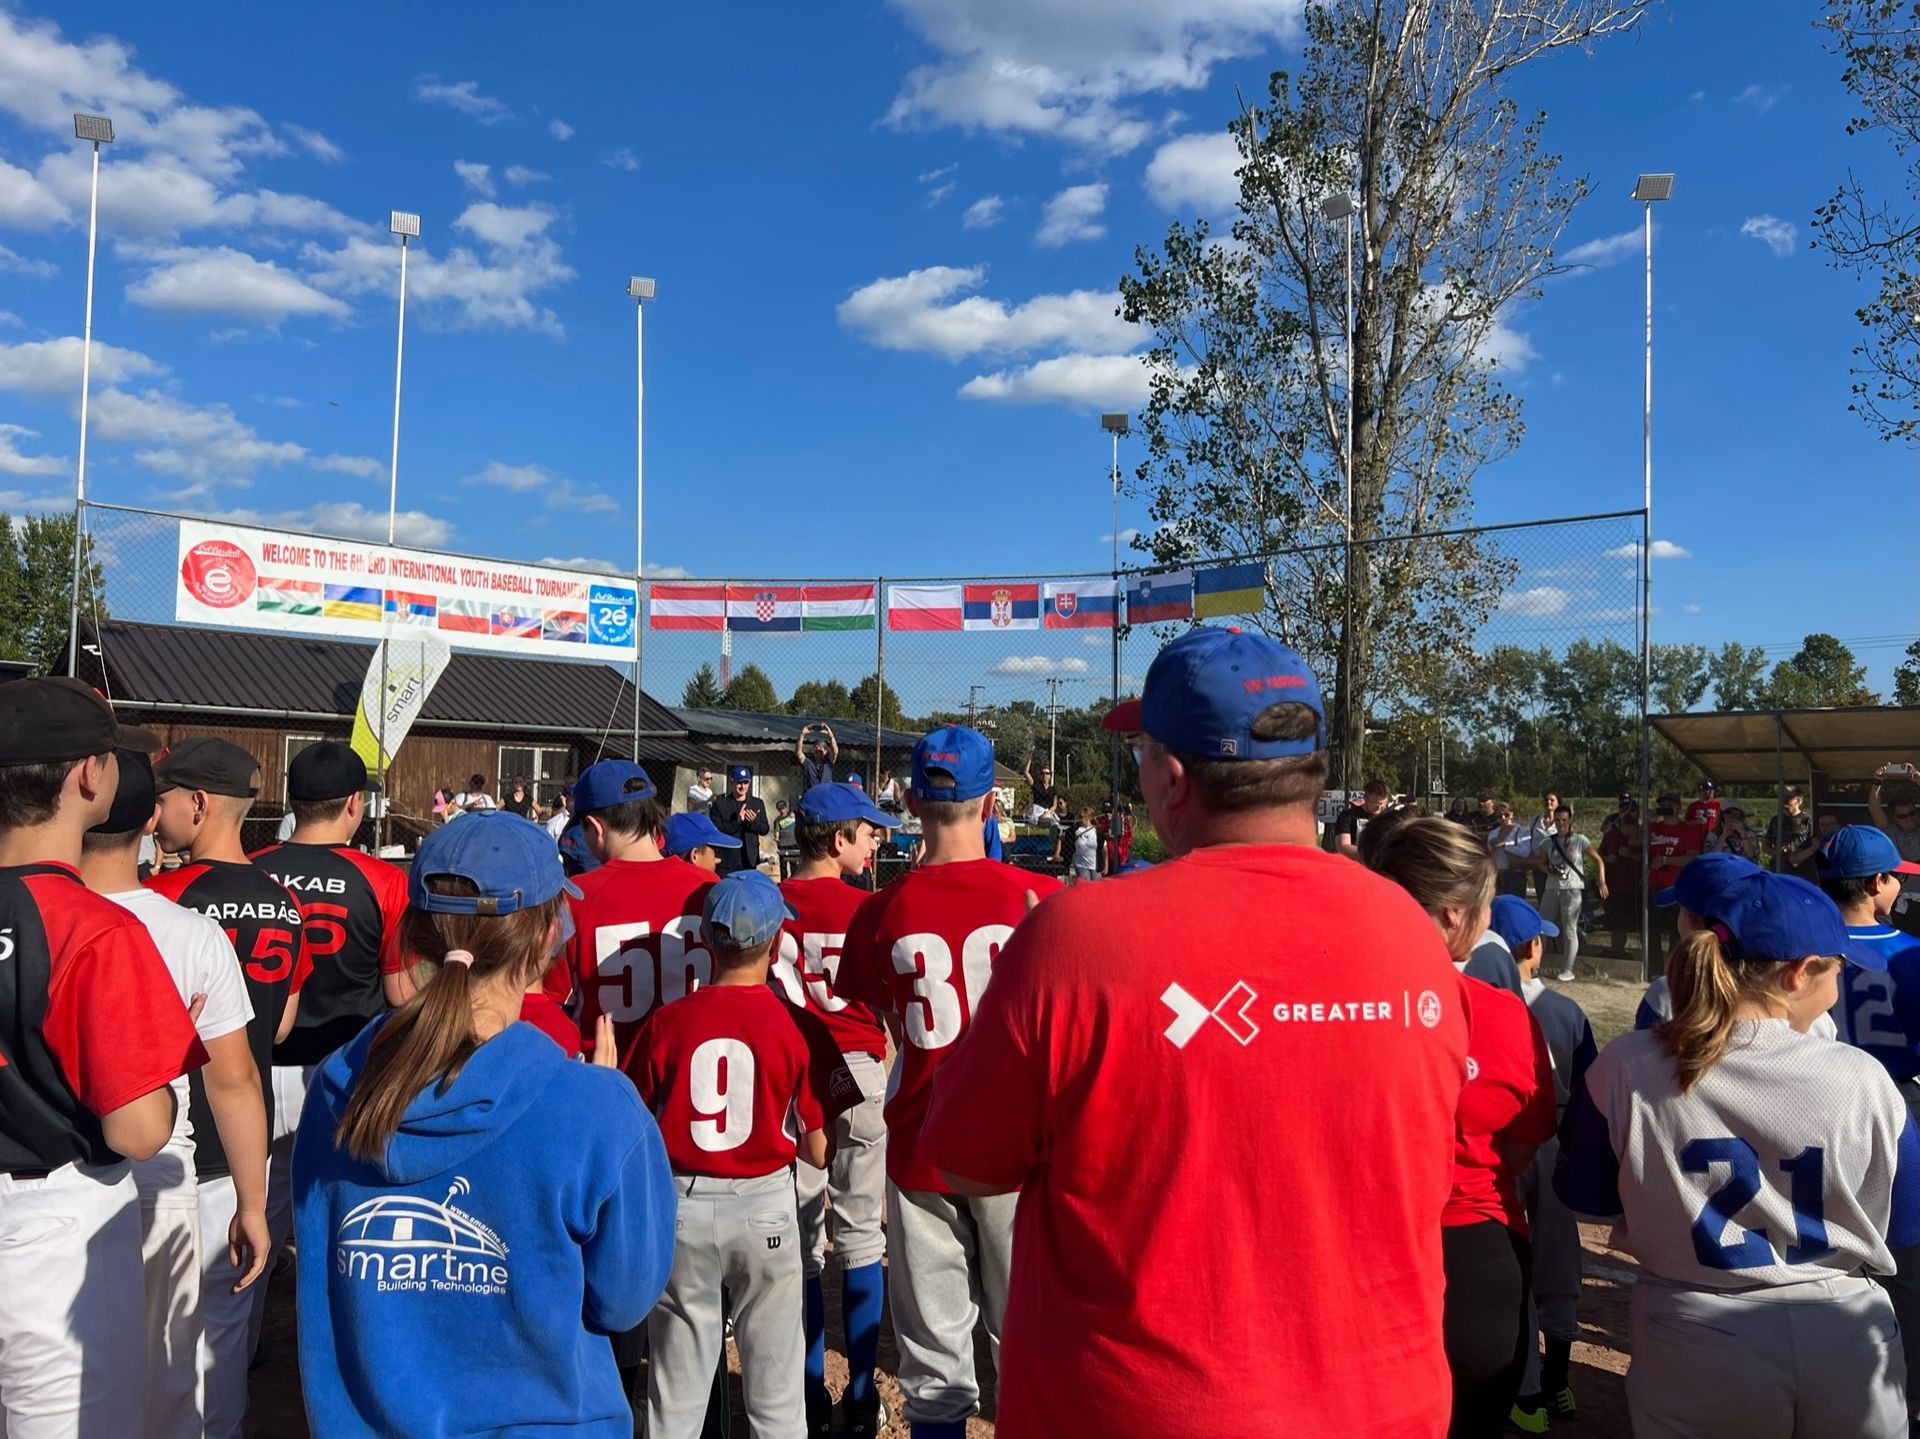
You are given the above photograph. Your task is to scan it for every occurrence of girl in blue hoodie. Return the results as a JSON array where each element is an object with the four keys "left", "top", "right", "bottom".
[{"left": 293, "top": 811, "right": 676, "bottom": 1437}]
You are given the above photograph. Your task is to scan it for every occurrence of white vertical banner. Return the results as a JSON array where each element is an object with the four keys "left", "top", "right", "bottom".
[{"left": 350, "top": 628, "right": 454, "bottom": 774}]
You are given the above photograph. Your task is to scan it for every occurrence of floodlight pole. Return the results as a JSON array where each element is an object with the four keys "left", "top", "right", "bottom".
[
  {"left": 67, "top": 115, "right": 112, "bottom": 678},
  {"left": 629, "top": 277, "right": 656, "bottom": 758},
  {"left": 1633, "top": 174, "right": 1673, "bottom": 978},
  {"left": 381, "top": 211, "right": 419, "bottom": 851},
  {"left": 1102, "top": 412, "right": 1128, "bottom": 871}
]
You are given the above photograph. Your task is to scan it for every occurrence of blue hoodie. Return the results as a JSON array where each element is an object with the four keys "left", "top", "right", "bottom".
[{"left": 293, "top": 1017, "right": 675, "bottom": 1437}]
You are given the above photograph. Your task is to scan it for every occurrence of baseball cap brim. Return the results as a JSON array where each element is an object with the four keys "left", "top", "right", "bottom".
[
  {"left": 1842, "top": 936, "right": 1892, "bottom": 972},
  {"left": 1102, "top": 699, "right": 1144, "bottom": 733},
  {"left": 1535, "top": 918, "right": 1561, "bottom": 938}
]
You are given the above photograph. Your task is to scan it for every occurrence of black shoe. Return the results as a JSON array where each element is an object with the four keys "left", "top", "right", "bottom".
[
  {"left": 842, "top": 1393, "right": 883, "bottom": 1438},
  {"left": 806, "top": 1390, "right": 835, "bottom": 1438}
]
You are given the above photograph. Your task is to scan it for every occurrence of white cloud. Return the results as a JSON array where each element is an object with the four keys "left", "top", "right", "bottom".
[
  {"left": 0, "top": 424, "right": 65, "bottom": 477},
  {"left": 1478, "top": 315, "right": 1538, "bottom": 372},
  {"left": 0, "top": 312, "right": 19, "bottom": 328},
  {"left": 1684, "top": 602, "right": 1701, "bottom": 614},
  {"left": 538, "top": 557, "right": 689, "bottom": 579},
  {"left": 1035, "top": 183, "right": 1108, "bottom": 247},
  {"left": 837, "top": 265, "right": 1140, "bottom": 359},
  {"left": 125, "top": 245, "right": 350, "bottom": 323},
  {"left": 463, "top": 460, "right": 619, "bottom": 514},
  {"left": 0, "top": 12, "right": 179, "bottom": 138},
  {"left": 453, "top": 160, "right": 496, "bottom": 197},
  {"left": 548, "top": 118, "right": 574, "bottom": 141},
  {"left": 1734, "top": 82, "right": 1783, "bottom": 114},
  {"left": 503, "top": 165, "right": 551, "bottom": 187},
  {"left": 1740, "top": 214, "right": 1797, "bottom": 258},
  {"left": 0, "top": 155, "right": 67, "bottom": 228},
  {"left": 883, "top": 0, "right": 1300, "bottom": 155},
  {"left": 1606, "top": 539, "right": 1691, "bottom": 561},
  {"left": 88, "top": 385, "right": 380, "bottom": 487},
  {"left": 601, "top": 147, "right": 641, "bottom": 172},
  {"left": 0, "top": 243, "right": 55, "bottom": 279},
  {"left": 962, "top": 195, "right": 1005, "bottom": 228},
  {"left": 1499, "top": 586, "right": 1568, "bottom": 618},
  {"left": 1144, "top": 131, "right": 1242, "bottom": 212},
  {"left": 1559, "top": 226, "right": 1641, "bottom": 269},
  {"left": 414, "top": 77, "right": 511, "bottom": 124},
  {"left": 208, "top": 499, "right": 453, "bottom": 548},
  {"left": 960, "top": 352, "right": 1151, "bottom": 407},
  {"left": 0, "top": 336, "right": 164, "bottom": 394},
  {"left": 1103, "top": 527, "right": 1141, "bottom": 545},
  {"left": 919, "top": 163, "right": 959, "bottom": 183},
  {"left": 990, "top": 655, "right": 1092, "bottom": 676},
  {"left": 285, "top": 125, "right": 345, "bottom": 164},
  {"left": 925, "top": 181, "right": 956, "bottom": 207}
]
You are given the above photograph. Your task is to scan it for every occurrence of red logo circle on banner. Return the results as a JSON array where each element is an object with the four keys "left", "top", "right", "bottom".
[{"left": 180, "top": 539, "right": 256, "bottom": 609}]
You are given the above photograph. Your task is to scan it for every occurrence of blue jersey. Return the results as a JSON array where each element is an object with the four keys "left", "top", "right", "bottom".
[{"left": 1832, "top": 922, "right": 1920, "bottom": 1082}]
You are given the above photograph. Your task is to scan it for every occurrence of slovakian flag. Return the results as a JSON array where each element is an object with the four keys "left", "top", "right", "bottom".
[
  {"left": 543, "top": 609, "right": 588, "bottom": 643},
  {"left": 491, "top": 606, "right": 541, "bottom": 639},
  {"left": 384, "top": 590, "right": 436, "bottom": 626},
  {"left": 437, "top": 596, "right": 490, "bottom": 635},
  {"left": 886, "top": 583, "right": 963, "bottom": 631},
  {"left": 727, "top": 584, "right": 803, "bottom": 634},
  {"left": 1043, "top": 580, "right": 1118, "bottom": 629},
  {"left": 650, "top": 582, "right": 727, "bottom": 631},
  {"left": 962, "top": 582, "right": 1040, "bottom": 631},
  {"left": 802, "top": 583, "right": 877, "bottom": 631},
  {"left": 1127, "top": 570, "right": 1193, "bottom": 625},
  {"left": 1193, "top": 560, "right": 1267, "bottom": 619},
  {"left": 322, "top": 584, "right": 381, "bottom": 623}
]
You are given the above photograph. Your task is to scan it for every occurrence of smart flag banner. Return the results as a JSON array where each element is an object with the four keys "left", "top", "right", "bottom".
[
  {"left": 1127, "top": 570, "right": 1194, "bottom": 625},
  {"left": 886, "top": 583, "right": 963, "bottom": 631},
  {"left": 1193, "top": 560, "right": 1268, "bottom": 618},
  {"left": 175, "top": 518, "right": 636, "bottom": 662},
  {"left": 649, "top": 583, "right": 727, "bottom": 631},
  {"left": 1042, "top": 580, "right": 1118, "bottom": 630},
  {"left": 803, "top": 584, "right": 877, "bottom": 631},
  {"left": 350, "top": 628, "right": 453, "bottom": 776},
  {"left": 727, "top": 584, "right": 804, "bottom": 634},
  {"left": 962, "top": 582, "right": 1041, "bottom": 631}
]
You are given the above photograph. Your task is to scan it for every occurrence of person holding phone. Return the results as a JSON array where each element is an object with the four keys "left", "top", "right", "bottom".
[
  {"left": 795, "top": 726, "right": 838, "bottom": 791},
  {"left": 1870, "top": 762, "right": 1920, "bottom": 871}
]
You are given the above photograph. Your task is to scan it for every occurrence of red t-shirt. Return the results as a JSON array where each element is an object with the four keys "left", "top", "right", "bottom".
[
  {"left": 774, "top": 875, "right": 886, "bottom": 1059},
  {"left": 838, "top": 858, "right": 1063, "bottom": 1193},
  {"left": 1446, "top": 975, "right": 1557, "bottom": 1231},
  {"left": 562, "top": 857, "right": 716, "bottom": 1057},
  {"left": 1684, "top": 797, "right": 1721, "bottom": 831},
  {"left": 519, "top": 992, "right": 581, "bottom": 1058},
  {"left": 1647, "top": 819, "right": 1707, "bottom": 888},
  {"left": 917, "top": 845, "right": 1469, "bottom": 1439},
  {"left": 624, "top": 984, "right": 856, "bottom": 1177}
]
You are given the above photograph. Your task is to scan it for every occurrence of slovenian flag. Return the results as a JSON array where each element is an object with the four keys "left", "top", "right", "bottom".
[
  {"left": 803, "top": 584, "right": 876, "bottom": 631},
  {"left": 384, "top": 590, "right": 436, "bottom": 625},
  {"left": 322, "top": 585, "right": 381, "bottom": 622},
  {"left": 258, "top": 576, "right": 322, "bottom": 616},
  {"left": 491, "top": 606, "right": 541, "bottom": 639},
  {"left": 1127, "top": 570, "right": 1193, "bottom": 625},
  {"left": 1193, "top": 560, "right": 1267, "bottom": 619},
  {"left": 962, "top": 582, "right": 1040, "bottom": 631},
  {"left": 1042, "top": 580, "right": 1118, "bottom": 629},
  {"left": 651, "top": 582, "right": 727, "bottom": 631},
  {"left": 727, "top": 585, "right": 803, "bottom": 634},
  {"left": 543, "top": 610, "right": 588, "bottom": 643},
  {"left": 886, "top": 584, "right": 962, "bottom": 631},
  {"left": 437, "top": 597, "right": 490, "bottom": 635}
]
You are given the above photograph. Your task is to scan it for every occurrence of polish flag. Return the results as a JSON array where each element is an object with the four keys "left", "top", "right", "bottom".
[{"left": 886, "top": 584, "right": 963, "bottom": 631}]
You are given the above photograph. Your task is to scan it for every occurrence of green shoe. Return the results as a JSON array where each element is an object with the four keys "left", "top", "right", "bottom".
[
  {"left": 1510, "top": 1400, "right": 1550, "bottom": 1434},
  {"left": 1553, "top": 1386, "right": 1577, "bottom": 1419}
]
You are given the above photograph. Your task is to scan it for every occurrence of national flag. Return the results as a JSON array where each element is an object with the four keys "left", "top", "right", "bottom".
[
  {"left": 886, "top": 583, "right": 963, "bottom": 631},
  {"left": 491, "top": 606, "right": 540, "bottom": 638},
  {"left": 384, "top": 590, "right": 436, "bottom": 625},
  {"left": 962, "top": 582, "right": 1040, "bottom": 631},
  {"left": 437, "top": 596, "right": 490, "bottom": 635},
  {"left": 257, "top": 576, "right": 322, "bottom": 616},
  {"left": 543, "top": 609, "right": 588, "bottom": 643},
  {"left": 650, "top": 582, "right": 727, "bottom": 631},
  {"left": 727, "top": 584, "right": 803, "bottom": 634},
  {"left": 1127, "top": 570, "right": 1193, "bottom": 625},
  {"left": 803, "top": 583, "right": 876, "bottom": 631},
  {"left": 1193, "top": 560, "right": 1267, "bottom": 619},
  {"left": 1043, "top": 580, "right": 1118, "bottom": 630},
  {"left": 322, "top": 584, "right": 380, "bottom": 623}
]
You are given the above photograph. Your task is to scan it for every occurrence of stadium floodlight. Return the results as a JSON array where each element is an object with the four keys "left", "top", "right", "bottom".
[
  {"left": 1319, "top": 192, "right": 1355, "bottom": 221},
  {"left": 1631, "top": 173, "right": 1674, "bottom": 203},
  {"left": 389, "top": 210, "right": 421, "bottom": 238},
  {"left": 628, "top": 276, "right": 657, "bottom": 749},
  {"left": 1100, "top": 412, "right": 1129, "bottom": 435},
  {"left": 73, "top": 113, "right": 114, "bottom": 144},
  {"left": 627, "top": 276, "right": 656, "bottom": 300},
  {"left": 66, "top": 114, "right": 114, "bottom": 677}
]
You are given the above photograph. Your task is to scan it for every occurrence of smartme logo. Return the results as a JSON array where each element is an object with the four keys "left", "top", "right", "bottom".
[{"left": 335, "top": 1176, "right": 510, "bottom": 1296}]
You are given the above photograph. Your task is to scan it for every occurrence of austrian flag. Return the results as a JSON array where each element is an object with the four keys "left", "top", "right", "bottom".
[{"left": 649, "top": 583, "right": 727, "bottom": 631}]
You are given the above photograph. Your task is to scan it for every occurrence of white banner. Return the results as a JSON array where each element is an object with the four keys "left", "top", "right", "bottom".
[
  {"left": 174, "top": 518, "right": 637, "bottom": 662},
  {"left": 351, "top": 630, "right": 454, "bottom": 774}
]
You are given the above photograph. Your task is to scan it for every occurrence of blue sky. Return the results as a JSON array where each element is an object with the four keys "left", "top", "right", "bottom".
[{"left": 0, "top": 1, "right": 1912, "bottom": 697}]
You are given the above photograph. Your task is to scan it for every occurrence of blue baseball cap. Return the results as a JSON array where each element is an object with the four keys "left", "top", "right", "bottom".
[
  {"left": 1817, "top": 824, "right": 1920, "bottom": 880},
  {"left": 728, "top": 765, "right": 753, "bottom": 785},
  {"left": 702, "top": 869, "right": 795, "bottom": 950},
  {"left": 557, "top": 820, "right": 599, "bottom": 873},
  {"left": 573, "top": 759, "right": 655, "bottom": 814},
  {"left": 663, "top": 811, "right": 742, "bottom": 856},
  {"left": 1118, "top": 858, "right": 1155, "bottom": 875},
  {"left": 911, "top": 725, "right": 997, "bottom": 802},
  {"left": 1488, "top": 894, "right": 1559, "bottom": 950},
  {"left": 1716, "top": 869, "right": 1887, "bottom": 972},
  {"left": 1655, "top": 851, "right": 1763, "bottom": 911},
  {"left": 410, "top": 811, "right": 581, "bottom": 915},
  {"left": 796, "top": 782, "right": 896, "bottom": 828},
  {"left": 846, "top": 773, "right": 865, "bottom": 789},
  {"left": 1103, "top": 626, "right": 1324, "bottom": 759}
]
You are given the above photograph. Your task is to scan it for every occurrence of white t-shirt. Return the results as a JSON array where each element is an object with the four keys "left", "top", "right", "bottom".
[
  {"left": 107, "top": 888, "right": 254, "bottom": 1205},
  {"left": 461, "top": 789, "right": 498, "bottom": 812},
  {"left": 546, "top": 808, "right": 571, "bottom": 840},
  {"left": 687, "top": 781, "right": 714, "bottom": 813},
  {"left": 1073, "top": 825, "right": 1100, "bottom": 870},
  {"left": 1542, "top": 831, "right": 1594, "bottom": 891}
]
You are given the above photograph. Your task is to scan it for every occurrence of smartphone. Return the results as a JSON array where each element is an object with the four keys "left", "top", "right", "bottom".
[{"left": 1890, "top": 763, "right": 1914, "bottom": 777}]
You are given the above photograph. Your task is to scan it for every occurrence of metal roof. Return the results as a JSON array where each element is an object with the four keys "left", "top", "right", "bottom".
[
  {"left": 1652, "top": 706, "right": 1920, "bottom": 784},
  {"left": 673, "top": 706, "right": 921, "bottom": 751}
]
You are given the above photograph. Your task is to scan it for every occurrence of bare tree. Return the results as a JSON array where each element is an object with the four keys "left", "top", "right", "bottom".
[{"left": 1119, "top": 0, "right": 1652, "bottom": 784}]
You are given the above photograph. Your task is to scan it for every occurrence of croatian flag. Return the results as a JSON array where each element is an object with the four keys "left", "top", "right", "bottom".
[
  {"left": 886, "top": 584, "right": 962, "bottom": 631},
  {"left": 543, "top": 610, "right": 588, "bottom": 643},
  {"left": 437, "top": 597, "right": 489, "bottom": 635},
  {"left": 961, "top": 582, "right": 1040, "bottom": 631},
  {"left": 1043, "top": 580, "right": 1117, "bottom": 629},
  {"left": 491, "top": 607, "right": 540, "bottom": 639},
  {"left": 650, "top": 583, "right": 727, "bottom": 631},
  {"left": 727, "top": 585, "right": 803, "bottom": 634},
  {"left": 1127, "top": 570, "right": 1194, "bottom": 625}
]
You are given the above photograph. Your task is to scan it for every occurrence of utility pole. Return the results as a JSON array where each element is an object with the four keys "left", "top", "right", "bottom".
[
  {"left": 966, "top": 685, "right": 985, "bottom": 727},
  {"left": 1044, "top": 677, "right": 1062, "bottom": 775}
]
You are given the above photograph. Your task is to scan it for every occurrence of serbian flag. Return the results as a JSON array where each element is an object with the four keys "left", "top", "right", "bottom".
[
  {"left": 384, "top": 590, "right": 436, "bottom": 625},
  {"left": 491, "top": 606, "right": 540, "bottom": 639},
  {"left": 962, "top": 582, "right": 1040, "bottom": 631},
  {"left": 1128, "top": 570, "right": 1193, "bottom": 624},
  {"left": 437, "top": 597, "right": 489, "bottom": 635},
  {"left": 1193, "top": 560, "right": 1267, "bottom": 619},
  {"left": 1043, "top": 580, "right": 1117, "bottom": 629},
  {"left": 651, "top": 582, "right": 726, "bottom": 631},
  {"left": 543, "top": 610, "right": 588, "bottom": 643},
  {"left": 727, "top": 584, "right": 803, "bottom": 634},
  {"left": 887, "top": 584, "right": 962, "bottom": 631}
]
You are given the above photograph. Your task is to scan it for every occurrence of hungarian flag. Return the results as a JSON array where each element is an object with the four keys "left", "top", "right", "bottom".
[
  {"left": 886, "top": 584, "right": 962, "bottom": 631},
  {"left": 803, "top": 584, "right": 876, "bottom": 631},
  {"left": 258, "top": 576, "right": 321, "bottom": 616},
  {"left": 437, "top": 596, "right": 489, "bottom": 635},
  {"left": 651, "top": 582, "right": 727, "bottom": 631},
  {"left": 1043, "top": 580, "right": 1118, "bottom": 629},
  {"left": 727, "top": 585, "right": 803, "bottom": 634},
  {"left": 384, "top": 590, "right": 436, "bottom": 625},
  {"left": 962, "top": 582, "right": 1040, "bottom": 631}
]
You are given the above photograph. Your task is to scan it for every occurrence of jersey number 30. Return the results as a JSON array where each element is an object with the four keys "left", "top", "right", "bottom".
[
  {"left": 889, "top": 925, "right": 1014, "bottom": 1050},
  {"left": 1684, "top": 1137, "right": 1834, "bottom": 1270}
]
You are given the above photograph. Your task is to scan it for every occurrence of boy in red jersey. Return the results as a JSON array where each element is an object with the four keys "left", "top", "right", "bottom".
[
  {"left": 625, "top": 870, "right": 856, "bottom": 1439},
  {"left": 778, "top": 782, "right": 897, "bottom": 1437},
  {"left": 838, "top": 726, "right": 1061, "bottom": 1438}
]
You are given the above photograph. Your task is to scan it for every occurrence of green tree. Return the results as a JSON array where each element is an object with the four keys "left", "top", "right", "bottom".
[
  {"left": 786, "top": 679, "right": 855, "bottom": 719},
  {"left": 1765, "top": 633, "right": 1879, "bottom": 708},
  {"left": 849, "top": 672, "right": 910, "bottom": 730},
  {"left": 680, "top": 662, "right": 723, "bottom": 709},
  {"left": 1651, "top": 643, "right": 1710, "bottom": 714},
  {"left": 1896, "top": 639, "right": 1920, "bottom": 704},
  {"left": 1707, "top": 641, "right": 1769, "bottom": 711},
  {"left": 719, "top": 663, "right": 780, "bottom": 713},
  {"left": 1541, "top": 639, "right": 1639, "bottom": 796},
  {"left": 0, "top": 514, "right": 107, "bottom": 672},
  {"left": 1119, "top": 0, "right": 1648, "bottom": 788}
]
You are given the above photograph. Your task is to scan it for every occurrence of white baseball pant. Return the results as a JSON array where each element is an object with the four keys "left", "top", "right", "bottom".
[
  {"left": 885, "top": 1183, "right": 1017, "bottom": 1427},
  {"left": 251, "top": 1062, "right": 310, "bottom": 1354},
  {"left": 196, "top": 1173, "right": 260, "bottom": 1439},
  {"left": 0, "top": 1162, "right": 146, "bottom": 1439},
  {"left": 647, "top": 1169, "right": 806, "bottom": 1439},
  {"left": 795, "top": 1052, "right": 889, "bottom": 1276},
  {"left": 1517, "top": 1136, "right": 1581, "bottom": 1394},
  {"left": 138, "top": 1190, "right": 204, "bottom": 1439},
  {"left": 1627, "top": 1272, "right": 1906, "bottom": 1437}
]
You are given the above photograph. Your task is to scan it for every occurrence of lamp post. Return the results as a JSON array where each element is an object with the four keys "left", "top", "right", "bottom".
[
  {"left": 1632, "top": 172, "right": 1673, "bottom": 977},
  {"left": 1101, "top": 412, "right": 1129, "bottom": 864},
  {"left": 385, "top": 211, "right": 420, "bottom": 546},
  {"left": 1319, "top": 190, "right": 1357, "bottom": 790},
  {"left": 628, "top": 277, "right": 655, "bottom": 757},
  {"left": 66, "top": 113, "right": 113, "bottom": 678}
]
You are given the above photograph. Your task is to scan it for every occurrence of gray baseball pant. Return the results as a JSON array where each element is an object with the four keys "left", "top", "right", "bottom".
[
  {"left": 886, "top": 1183, "right": 1017, "bottom": 1426},
  {"left": 795, "top": 1052, "right": 888, "bottom": 1276},
  {"left": 1517, "top": 1136, "right": 1581, "bottom": 1394},
  {"left": 1627, "top": 1272, "right": 1906, "bottom": 1437},
  {"left": 646, "top": 1170, "right": 806, "bottom": 1439}
]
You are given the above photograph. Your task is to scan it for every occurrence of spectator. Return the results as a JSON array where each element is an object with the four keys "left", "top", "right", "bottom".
[
  {"left": 795, "top": 724, "right": 839, "bottom": 790},
  {"left": 1105, "top": 797, "right": 1136, "bottom": 873},
  {"left": 1527, "top": 790, "right": 1562, "bottom": 899},
  {"left": 1022, "top": 760, "right": 1061, "bottom": 827},
  {"left": 1332, "top": 779, "right": 1391, "bottom": 860},
  {"left": 685, "top": 769, "right": 716, "bottom": 814},
  {"left": 1539, "top": 807, "right": 1605, "bottom": 982},
  {"left": 1818, "top": 809, "right": 1843, "bottom": 843},
  {"left": 1646, "top": 794, "right": 1706, "bottom": 956},
  {"left": 1487, "top": 801, "right": 1534, "bottom": 897},
  {"left": 1598, "top": 799, "right": 1644, "bottom": 954},
  {"left": 1705, "top": 805, "right": 1761, "bottom": 862},
  {"left": 773, "top": 799, "right": 799, "bottom": 878},
  {"left": 1869, "top": 762, "right": 1920, "bottom": 869},
  {"left": 1683, "top": 779, "right": 1721, "bottom": 832},
  {"left": 994, "top": 798, "right": 1016, "bottom": 851},
  {"left": 457, "top": 773, "right": 497, "bottom": 813},
  {"left": 874, "top": 766, "right": 903, "bottom": 815},
  {"left": 1068, "top": 805, "right": 1102, "bottom": 884},
  {"left": 1763, "top": 785, "right": 1818, "bottom": 879},
  {"left": 546, "top": 785, "right": 573, "bottom": 840},
  {"left": 709, "top": 765, "right": 770, "bottom": 875},
  {"left": 1476, "top": 792, "right": 1499, "bottom": 833},
  {"left": 502, "top": 775, "right": 533, "bottom": 817}
]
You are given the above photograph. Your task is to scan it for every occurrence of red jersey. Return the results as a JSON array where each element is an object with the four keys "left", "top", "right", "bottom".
[
  {"left": 1684, "top": 796, "right": 1721, "bottom": 831},
  {"left": 774, "top": 875, "right": 886, "bottom": 1059},
  {"left": 519, "top": 992, "right": 582, "bottom": 1058},
  {"left": 562, "top": 857, "right": 716, "bottom": 1057},
  {"left": 624, "top": 984, "right": 857, "bottom": 1178},
  {"left": 918, "top": 845, "right": 1470, "bottom": 1439},
  {"left": 837, "top": 858, "right": 1063, "bottom": 1193},
  {"left": 1646, "top": 819, "right": 1707, "bottom": 888},
  {"left": 1446, "top": 975, "right": 1557, "bottom": 1231}
]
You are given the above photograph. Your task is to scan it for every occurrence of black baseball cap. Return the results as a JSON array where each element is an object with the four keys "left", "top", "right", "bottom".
[
  {"left": 0, "top": 677, "right": 159, "bottom": 765},
  {"left": 154, "top": 737, "right": 261, "bottom": 798},
  {"left": 88, "top": 749, "right": 159, "bottom": 837},
  {"left": 287, "top": 741, "right": 376, "bottom": 802}
]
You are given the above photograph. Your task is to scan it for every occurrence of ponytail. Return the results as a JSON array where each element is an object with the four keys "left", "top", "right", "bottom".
[
  {"left": 1656, "top": 928, "right": 1840, "bottom": 1093},
  {"left": 334, "top": 878, "right": 561, "bottom": 1163}
]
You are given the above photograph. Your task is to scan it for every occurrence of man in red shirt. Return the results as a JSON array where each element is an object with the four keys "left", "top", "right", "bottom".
[
  {"left": 1645, "top": 792, "right": 1706, "bottom": 957},
  {"left": 0, "top": 678, "right": 207, "bottom": 1436},
  {"left": 919, "top": 628, "right": 1471, "bottom": 1438},
  {"left": 1683, "top": 778, "right": 1721, "bottom": 833}
]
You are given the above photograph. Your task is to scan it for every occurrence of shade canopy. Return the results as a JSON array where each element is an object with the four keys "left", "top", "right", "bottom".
[{"left": 1651, "top": 706, "right": 1920, "bottom": 784}]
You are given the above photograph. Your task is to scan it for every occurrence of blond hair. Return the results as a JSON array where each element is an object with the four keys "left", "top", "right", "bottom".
[
  {"left": 1657, "top": 929, "right": 1840, "bottom": 1093},
  {"left": 1364, "top": 814, "right": 1495, "bottom": 921}
]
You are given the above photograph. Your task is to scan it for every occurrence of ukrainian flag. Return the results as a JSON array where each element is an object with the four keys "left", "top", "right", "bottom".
[
  {"left": 322, "top": 584, "right": 381, "bottom": 623},
  {"left": 1192, "top": 560, "right": 1267, "bottom": 618}
]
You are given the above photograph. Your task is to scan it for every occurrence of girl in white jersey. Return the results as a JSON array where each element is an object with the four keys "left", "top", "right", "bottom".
[{"left": 1557, "top": 866, "right": 1919, "bottom": 1437}]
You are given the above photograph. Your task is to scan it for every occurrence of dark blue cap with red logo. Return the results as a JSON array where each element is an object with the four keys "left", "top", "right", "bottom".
[{"left": 1104, "top": 626, "right": 1324, "bottom": 760}]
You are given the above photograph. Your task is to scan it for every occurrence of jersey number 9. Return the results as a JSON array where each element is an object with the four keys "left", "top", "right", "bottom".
[{"left": 689, "top": 1038, "right": 756, "bottom": 1153}]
